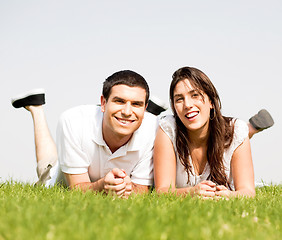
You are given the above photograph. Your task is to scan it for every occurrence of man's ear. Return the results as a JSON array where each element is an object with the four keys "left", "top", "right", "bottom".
[{"left": 100, "top": 95, "right": 106, "bottom": 112}]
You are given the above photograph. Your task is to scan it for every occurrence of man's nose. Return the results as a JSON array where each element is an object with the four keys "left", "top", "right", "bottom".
[{"left": 121, "top": 102, "right": 132, "bottom": 116}]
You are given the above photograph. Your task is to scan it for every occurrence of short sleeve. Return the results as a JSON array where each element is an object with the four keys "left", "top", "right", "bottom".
[
  {"left": 130, "top": 112, "right": 158, "bottom": 186},
  {"left": 232, "top": 119, "right": 249, "bottom": 148},
  {"left": 130, "top": 145, "right": 154, "bottom": 186},
  {"left": 56, "top": 108, "right": 90, "bottom": 174},
  {"left": 227, "top": 119, "right": 249, "bottom": 158},
  {"left": 159, "top": 115, "right": 177, "bottom": 146}
]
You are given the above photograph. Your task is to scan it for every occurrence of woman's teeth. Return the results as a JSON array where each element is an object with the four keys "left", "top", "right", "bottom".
[{"left": 186, "top": 112, "right": 198, "bottom": 119}]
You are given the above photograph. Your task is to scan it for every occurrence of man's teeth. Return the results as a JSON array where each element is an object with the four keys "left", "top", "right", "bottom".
[{"left": 119, "top": 119, "right": 132, "bottom": 124}]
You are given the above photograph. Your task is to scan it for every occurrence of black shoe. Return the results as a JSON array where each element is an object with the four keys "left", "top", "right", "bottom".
[
  {"left": 249, "top": 109, "right": 274, "bottom": 131},
  {"left": 11, "top": 88, "right": 45, "bottom": 108},
  {"left": 146, "top": 96, "right": 168, "bottom": 116}
]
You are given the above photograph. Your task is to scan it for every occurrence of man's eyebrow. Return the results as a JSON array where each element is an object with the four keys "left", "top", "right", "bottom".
[
  {"left": 112, "top": 96, "right": 125, "bottom": 101},
  {"left": 112, "top": 96, "right": 145, "bottom": 105}
]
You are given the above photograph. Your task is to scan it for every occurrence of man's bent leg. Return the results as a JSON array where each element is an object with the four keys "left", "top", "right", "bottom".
[
  {"left": 28, "top": 106, "right": 58, "bottom": 163},
  {"left": 36, "top": 157, "right": 58, "bottom": 185},
  {"left": 12, "top": 89, "right": 58, "bottom": 185},
  {"left": 28, "top": 105, "right": 59, "bottom": 185}
]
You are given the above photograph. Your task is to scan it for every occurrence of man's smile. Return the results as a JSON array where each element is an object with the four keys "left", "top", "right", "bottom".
[{"left": 114, "top": 116, "right": 136, "bottom": 125}]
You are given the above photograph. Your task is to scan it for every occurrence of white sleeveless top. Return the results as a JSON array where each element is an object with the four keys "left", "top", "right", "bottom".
[{"left": 159, "top": 115, "right": 249, "bottom": 190}]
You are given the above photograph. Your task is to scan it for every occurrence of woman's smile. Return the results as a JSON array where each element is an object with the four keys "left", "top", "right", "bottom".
[{"left": 185, "top": 111, "right": 199, "bottom": 120}]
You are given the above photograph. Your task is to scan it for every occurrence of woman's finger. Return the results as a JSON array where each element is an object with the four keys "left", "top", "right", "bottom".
[{"left": 199, "top": 189, "right": 216, "bottom": 197}]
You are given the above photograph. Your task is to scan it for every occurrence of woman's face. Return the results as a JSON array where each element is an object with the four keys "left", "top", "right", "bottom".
[{"left": 173, "top": 79, "right": 212, "bottom": 134}]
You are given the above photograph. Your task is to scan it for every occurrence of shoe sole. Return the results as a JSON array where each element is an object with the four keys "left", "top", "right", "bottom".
[
  {"left": 11, "top": 88, "right": 45, "bottom": 108},
  {"left": 249, "top": 109, "right": 274, "bottom": 130}
]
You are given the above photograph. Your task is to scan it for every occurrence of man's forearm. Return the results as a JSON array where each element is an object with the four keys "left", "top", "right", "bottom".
[
  {"left": 64, "top": 172, "right": 106, "bottom": 192},
  {"left": 68, "top": 177, "right": 105, "bottom": 192}
]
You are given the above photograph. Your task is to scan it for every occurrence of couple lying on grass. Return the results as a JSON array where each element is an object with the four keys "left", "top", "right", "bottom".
[{"left": 12, "top": 67, "right": 274, "bottom": 199}]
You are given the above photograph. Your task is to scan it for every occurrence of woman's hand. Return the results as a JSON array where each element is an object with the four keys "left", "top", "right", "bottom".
[
  {"left": 191, "top": 180, "right": 216, "bottom": 198},
  {"left": 215, "top": 185, "right": 232, "bottom": 199}
]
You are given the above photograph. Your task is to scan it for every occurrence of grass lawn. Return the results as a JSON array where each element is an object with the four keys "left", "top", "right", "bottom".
[{"left": 0, "top": 182, "right": 281, "bottom": 240}]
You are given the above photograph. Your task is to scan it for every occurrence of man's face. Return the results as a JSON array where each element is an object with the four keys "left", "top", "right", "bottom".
[{"left": 101, "top": 84, "right": 147, "bottom": 141}]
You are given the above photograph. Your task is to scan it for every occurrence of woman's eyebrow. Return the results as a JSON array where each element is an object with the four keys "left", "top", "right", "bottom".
[
  {"left": 174, "top": 89, "right": 197, "bottom": 97},
  {"left": 189, "top": 89, "right": 198, "bottom": 94},
  {"left": 173, "top": 93, "right": 183, "bottom": 98}
]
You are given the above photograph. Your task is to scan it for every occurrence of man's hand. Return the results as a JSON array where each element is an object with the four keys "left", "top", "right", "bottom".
[
  {"left": 123, "top": 174, "right": 132, "bottom": 198},
  {"left": 65, "top": 168, "right": 134, "bottom": 197},
  {"left": 103, "top": 168, "right": 132, "bottom": 197}
]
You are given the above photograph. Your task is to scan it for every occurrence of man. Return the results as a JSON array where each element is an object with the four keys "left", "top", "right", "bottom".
[{"left": 11, "top": 70, "right": 158, "bottom": 197}]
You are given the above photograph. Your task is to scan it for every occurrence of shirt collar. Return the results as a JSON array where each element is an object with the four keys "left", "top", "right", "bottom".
[{"left": 92, "top": 106, "right": 107, "bottom": 146}]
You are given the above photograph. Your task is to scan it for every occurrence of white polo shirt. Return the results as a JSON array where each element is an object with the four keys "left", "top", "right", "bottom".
[{"left": 56, "top": 105, "right": 158, "bottom": 186}]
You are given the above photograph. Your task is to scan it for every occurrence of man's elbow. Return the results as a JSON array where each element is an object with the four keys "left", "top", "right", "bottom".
[{"left": 132, "top": 183, "right": 150, "bottom": 194}]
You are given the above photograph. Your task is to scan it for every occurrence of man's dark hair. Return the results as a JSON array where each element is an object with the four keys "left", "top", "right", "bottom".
[{"left": 102, "top": 70, "right": 150, "bottom": 104}]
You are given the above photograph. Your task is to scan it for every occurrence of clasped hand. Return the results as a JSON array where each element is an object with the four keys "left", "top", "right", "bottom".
[
  {"left": 192, "top": 180, "right": 231, "bottom": 199},
  {"left": 103, "top": 168, "right": 132, "bottom": 198}
]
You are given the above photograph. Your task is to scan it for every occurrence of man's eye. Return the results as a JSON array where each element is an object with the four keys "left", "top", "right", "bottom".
[{"left": 132, "top": 102, "right": 143, "bottom": 107}]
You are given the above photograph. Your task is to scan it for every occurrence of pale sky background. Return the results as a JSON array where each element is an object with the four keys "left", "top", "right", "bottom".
[{"left": 1, "top": 0, "right": 281, "bottom": 185}]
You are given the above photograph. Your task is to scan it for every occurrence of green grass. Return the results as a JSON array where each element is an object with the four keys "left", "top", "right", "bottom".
[{"left": 0, "top": 182, "right": 281, "bottom": 240}]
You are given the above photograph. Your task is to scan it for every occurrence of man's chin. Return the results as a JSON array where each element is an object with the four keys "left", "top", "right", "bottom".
[{"left": 115, "top": 126, "right": 139, "bottom": 137}]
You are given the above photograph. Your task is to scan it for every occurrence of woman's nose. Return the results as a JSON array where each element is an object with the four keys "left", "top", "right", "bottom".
[{"left": 183, "top": 97, "right": 193, "bottom": 109}]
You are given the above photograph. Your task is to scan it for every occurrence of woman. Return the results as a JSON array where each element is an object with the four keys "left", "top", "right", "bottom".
[{"left": 154, "top": 67, "right": 256, "bottom": 198}]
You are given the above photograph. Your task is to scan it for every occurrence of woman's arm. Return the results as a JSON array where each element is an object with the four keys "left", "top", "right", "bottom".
[
  {"left": 154, "top": 127, "right": 216, "bottom": 197},
  {"left": 216, "top": 137, "right": 256, "bottom": 198},
  {"left": 154, "top": 127, "right": 177, "bottom": 193}
]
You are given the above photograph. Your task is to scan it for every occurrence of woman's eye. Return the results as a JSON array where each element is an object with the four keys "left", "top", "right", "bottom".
[
  {"left": 192, "top": 93, "right": 200, "bottom": 98},
  {"left": 175, "top": 97, "right": 183, "bottom": 102}
]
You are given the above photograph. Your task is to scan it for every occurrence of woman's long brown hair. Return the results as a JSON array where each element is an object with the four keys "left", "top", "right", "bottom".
[{"left": 170, "top": 67, "right": 234, "bottom": 187}]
